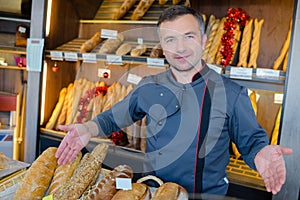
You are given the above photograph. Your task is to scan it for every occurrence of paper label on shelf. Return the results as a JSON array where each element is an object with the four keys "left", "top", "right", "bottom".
[
  {"left": 230, "top": 67, "right": 253, "bottom": 80},
  {"left": 116, "top": 178, "right": 132, "bottom": 190},
  {"left": 82, "top": 53, "right": 97, "bottom": 63},
  {"left": 207, "top": 63, "right": 222, "bottom": 74},
  {"left": 18, "top": 26, "right": 26, "bottom": 33},
  {"left": 127, "top": 73, "right": 142, "bottom": 85},
  {"left": 256, "top": 68, "right": 280, "bottom": 79},
  {"left": 274, "top": 93, "right": 284, "bottom": 104},
  {"left": 106, "top": 55, "right": 122, "bottom": 65},
  {"left": 137, "top": 37, "right": 143, "bottom": 44},
  {"left": 101, "top": 29, "right": 118, "bottom": 39},
  {"left": 147, "top": 58, "right": 165, "bottom": 68},
  {"left": 50, "top": 51, "right": 63, "bottom": 61},
  {"left": 64, "top": 52, "right": 78, "bottom": 62},
  {"left": 26, "top": 38, "right": 44, "bottom": 72}
]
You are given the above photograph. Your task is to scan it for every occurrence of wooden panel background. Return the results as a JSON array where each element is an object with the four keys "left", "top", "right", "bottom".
[{"left": 191, "top": 0, "right": 294, "bottom": 69}]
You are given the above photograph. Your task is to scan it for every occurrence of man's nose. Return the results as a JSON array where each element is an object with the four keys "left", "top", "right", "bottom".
[{"left": 175, "top": 38, "right": 187, "bottom": 53}]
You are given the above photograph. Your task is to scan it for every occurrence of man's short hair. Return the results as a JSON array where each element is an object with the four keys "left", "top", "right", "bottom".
[{"left": 157, "top": 5, "right": 205, "bottom": 35}]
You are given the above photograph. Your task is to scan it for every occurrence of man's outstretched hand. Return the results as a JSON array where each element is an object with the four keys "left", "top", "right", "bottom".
[
  {"left": 55, "top": 123, "right": 93, "bottom": 165},
  {"left": 254, "top": 145, "right": 293, "bottom": 194}
]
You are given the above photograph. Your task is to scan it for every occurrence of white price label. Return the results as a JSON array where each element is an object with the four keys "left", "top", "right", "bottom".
[
  {"left": 127, "top": 73, "right": 142, "bottom": 85},
  {"left": 101, "top": 29, "right": 118, "bottom": 39},
  {"left": 274, "top": 93, "right": 284, "bottom": 104},
  {"left": 82, "top": 53, "right": 97, "bottom": 63},
  {"left": 207, "top": 63, "right": 222, "bottom": 74},
  {"left": 18, "top": 26, "right": 26, "bottom": 33},
  {"left": 50, "top": 51, "right": 63, "bottom": 61},
  {"left": 137, "top": 38, "right": 143, "bottom": 44},
  {"left": 256, "top": 68, "right": 280, "bottom": 79},
  {"left": 116, "top": 178, "right": 132, "bottom": 190},
  {"left": 106, "top": 55, "right": 122, "bottom": 65},
  {"left": 230, "top": 67, "right": 253, "bottom": 80},
  {"left": 64, "top": 52, "right": 78, "bottom": 62},
  {"left": 147, "top": 58, "right": 165, "bottom": 68}
]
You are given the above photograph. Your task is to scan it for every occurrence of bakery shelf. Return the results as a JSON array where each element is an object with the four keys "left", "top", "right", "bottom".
[
  {"left": 0, "top": 66, "right": 26, "bottom": 71},
  {"left": 0, "top": 46, "right": 26, "bottom": 55}
]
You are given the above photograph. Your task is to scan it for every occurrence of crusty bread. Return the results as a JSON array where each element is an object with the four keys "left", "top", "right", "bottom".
[
  {"left": 152, "top": 182, "right": 188, "bottom": 200},
  {"left": 248, "top": 18, "right": 264, "bottom": 68},
  {"left": 150, "top": 43, "right": 163, "bottom": 58},
  {"left": 13, "top": 147, "right": 58, "bottom": 200},
  {"left": 116, "top": 43, "right": 132, "bottom": 56},
  {"left": 80, "top": 32, "right": 103, "bottom": 53},
  {"left": 99, "top": 34, "right": 124, "bottom": 54},
  {"left": 48, "top": 152, "right": 82, "bottom": 196},
  {"left": 111, "top": 183, "right": 151, "bottom": 200},
  {"left": 131, "top": 0, "right": 155, "bottom": 20},
  {"left": 54, "top": 143, "right": 109, "bottom": 200},
  {"left": 82, "top": 165, "right": 133, "bottom": 200},
  {"left": 113, "top": 0, "right": 138, "bottom": 20},
  {"left": 130, "top": 44, "right": 147, "bottom": 56}
]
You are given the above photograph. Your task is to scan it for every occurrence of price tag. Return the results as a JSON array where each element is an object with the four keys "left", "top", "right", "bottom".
[
  {"left": 137, "top": 38, "right": 143, "bottom": 44},
  {"left": 106, "top": 55, "right": 122, "bottom": 65},
  {"left": 116, "top": 178, "right": 132, "bottom": 190},
  {"left": 18, "top": 26, "right": 26, "bottom": 33},
  {"left": 26, "top": 38, "right": 44, "bottom": 72},
  {"left": 230, "top": 67, "right": 253, "bottom": 80},
  {"left": 147, "top": 58, "right": 165, "bottom": 68},
  {"left": 82, "top": 53, "right": 97, "bottom": 63},
  {"left": 64, "top": 52, "right": 78, "bottom": 62},
  {"left": 101, "top": 29, "right": 118, "bottom": 39},
  {"left": 207, "top": 63, "right": 222, "bottom": 74},
  {"left": 127, "top": 73, "right": 142, "bottom": 85},
  {"left": 42, "top": 194, "right": 53, "bottom": 200},
  {"left": 256, "top": 68, "right": 280, "bottom": 80},
  {"left": 274, "top": 93, "right": 284, "bottom": 104},
  {"left": 50, "top": 51, "right": 63, "bottom": 61}
]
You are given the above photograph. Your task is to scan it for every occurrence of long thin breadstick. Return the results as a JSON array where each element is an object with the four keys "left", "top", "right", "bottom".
[
  {"left": 248, "top": 19, "right": 264, "bottom": 68},
  {"left": 273, "top": 20, "right": 292, "bottom": 70},
  {"left": 237, "top": 19, "right": 253, "bottom": 67}
]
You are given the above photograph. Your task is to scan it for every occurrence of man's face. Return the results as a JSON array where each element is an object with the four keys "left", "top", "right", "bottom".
[{"left": 159, "top": 14, "right": 206, "bottom": 72}]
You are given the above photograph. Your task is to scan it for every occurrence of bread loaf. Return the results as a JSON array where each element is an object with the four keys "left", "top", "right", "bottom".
[
  {"left": 248, "top": 18, "right": 264, "bottom": 68},
  {"left": 99, "top": 34, "right": 124, "bottom": 54},
  {"left": 80, "top": 32, "right": 103, "bottom": 53},
  {"left": 13, "top": 147, "right": 58, "bottom": 200},
  {"left": 116, "top": 43, "right": 132, "bottom": 56},
  {"left": 113, "top": 0, "right": 137, "bottom": 20},
  {"left": 54, "top": 143, "right": 109, "bottom": 200},
  {"left": 237, "top": 19, "right": 253, "bottom": 67},
  {"left": 152, "top": 182, "right": 188, "bottom": 200},
  {"left": 82, "top": 165, "right": 133, "bottom": 200},
  {"left": 56, "top": 83, "right": 73, "bottom": 129},
  {"left": 131, "top": 0, "right": 155, "bottom": 20},
  {"left": 159, "top": 0, "right": 168, "bottom": 5},
  {"left": 131, "top": 44, "right": 147, "bottom": 56},
  {"left": 48, "top": 152, "right": 82, "bottom": 196},
  {"left": 111, "top": 183, "right": 151, "bottom": 200},
  {"left": 172, "top": 0, "right": 181, "bottom": 5},
  {"left": 150, "top": 43, "right": 163, "bottom": 58}
]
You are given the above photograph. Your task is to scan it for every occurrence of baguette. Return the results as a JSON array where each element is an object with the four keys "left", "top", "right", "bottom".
[
  {"left": 237, "top": 19, "right": 253, "bottom": 67},
  {"left": 54, "top": 143, "right": 109, "bottom": 200},
  {"left": 48, "top": 152, "right": 82, "bottom": 196},
  {"left": 80, "top": 32, "right": 103, "bottom": 53},
  {"left": 13, "top": 147, "right": 58, "bottom": 200},
  {"left": 131, "top": 0, "right": 155, "bottom": 20},
  {"left": 99, "top": 34, "right": 124, "bottom": 54},
  {"left": 46, "top": 87, "right": 67, "bottom": 130},
  {"left": 82, "top": 165, "right": 134, "bottom": 200},
  {"left": 56, "top": 83, "right": 73, "bottom": 129},
  {"left": 152, "top": 182, "right": 188, "bottom": 200},
  {"left": 159, "top": 0, "right": 168, "bottom": 5},
  {"left": 113, "top": 0, "right": 138, "bottom": 20},
  {"left": 172, "top": 0, "right": 181, "bottom": 5},
  {"left": 111, "top": 183, "right": 151, "bottom": 200},
  {"left": 248, "top": 18, "right": 264, "bottom": 68}
]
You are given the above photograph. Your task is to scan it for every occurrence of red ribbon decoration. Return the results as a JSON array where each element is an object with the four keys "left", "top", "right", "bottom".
[{"left": 220, "top": 8, "right": 249, "bottom": 66}]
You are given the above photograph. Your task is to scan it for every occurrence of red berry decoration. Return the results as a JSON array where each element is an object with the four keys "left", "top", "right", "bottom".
[{"left": 52, "top": 62, "right": 59, "bottom": 72}]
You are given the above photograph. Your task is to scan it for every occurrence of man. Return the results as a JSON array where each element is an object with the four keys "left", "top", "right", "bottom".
[{"left": 56, "top": 5, "right": 292, "bottom": 196}]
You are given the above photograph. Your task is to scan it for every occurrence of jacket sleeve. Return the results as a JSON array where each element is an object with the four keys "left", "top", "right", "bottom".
[
  {"left": 92, "top": 83, "right": 146, "bottom": 137},
  {"left": 229, "top": 87, "right": 269, "bottom": 170}
]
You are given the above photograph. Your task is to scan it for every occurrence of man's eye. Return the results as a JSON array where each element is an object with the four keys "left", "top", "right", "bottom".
[
  {"left": 186, "top": 35, "right": 194, "bottom": 40},
  {"left": 166, "top": 38, "right": 174, "bottom": 43}
]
